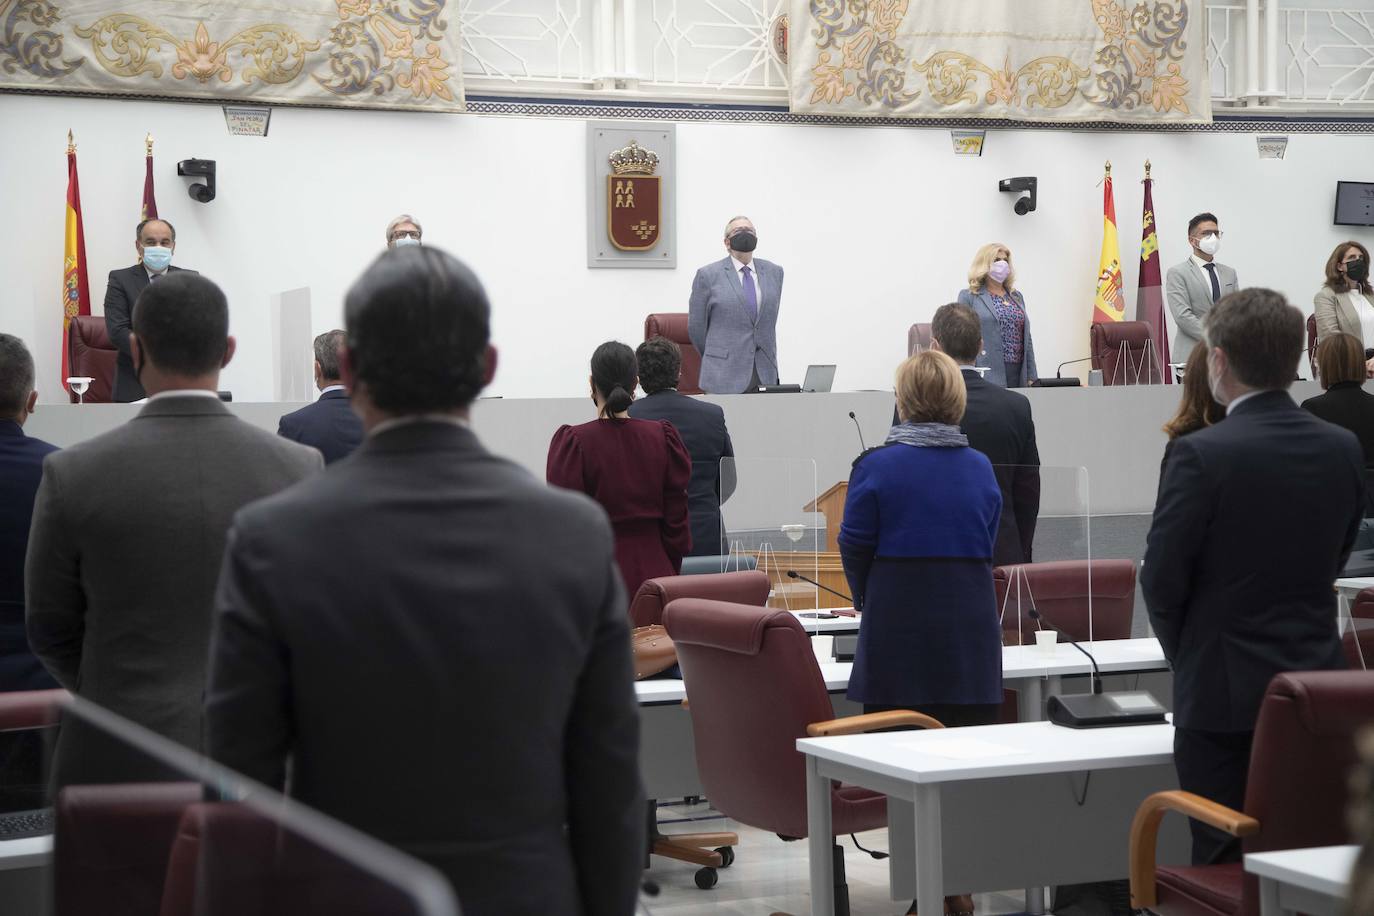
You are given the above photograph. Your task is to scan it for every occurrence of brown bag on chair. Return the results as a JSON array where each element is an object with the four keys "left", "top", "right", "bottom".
[{"left": 631, "top": 625, "right": 677, "bottom": 680}]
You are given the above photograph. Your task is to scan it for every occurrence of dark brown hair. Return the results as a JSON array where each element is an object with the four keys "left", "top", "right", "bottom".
[
  {"left": 1205, "top": 288, "right": 1304, "bottom": 391},
  {"left": 1325, "top": 240, "right": 1371, "bottom": 294},
  {"left": 930, "top": 302, "right": 982, "bottom": 365},
  {"left": 1163, "top": 340, "right": 1224, "bottom": 440},
  {"left": 1317, "top": 333, "right": 1365, "bottom": 389}
]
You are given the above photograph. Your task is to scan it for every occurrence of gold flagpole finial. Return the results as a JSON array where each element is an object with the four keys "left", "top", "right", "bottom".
[
  {"left": 1104, "top": 160, "right": 1112, "bottom": 176},
  {"left": 145, "top": 133, "right": 153, "bottom": 156},
  {"left": 1144, "top": 159, "right": 1152, "bottom": 179},
  {"left": 67, "top": 129, "right": 75, "bottom": 154}
]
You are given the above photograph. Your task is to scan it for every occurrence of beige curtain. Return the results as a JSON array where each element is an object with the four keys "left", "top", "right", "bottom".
[
  {"left": 790, "top": 0, "right": 1210, "bottom": 124},
  {"left": 0, "top": 0, "right": 464, "bottom": 112}
]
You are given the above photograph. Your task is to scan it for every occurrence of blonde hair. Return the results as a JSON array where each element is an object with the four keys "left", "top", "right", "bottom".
[
  {"left": 895, "top": 350, "right": 966, "bottom": 425},
  {"left": 967, "top": 242, "right": 1015, "bottom": 294}
]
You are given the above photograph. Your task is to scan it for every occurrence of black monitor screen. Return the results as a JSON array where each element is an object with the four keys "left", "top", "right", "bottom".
[{"left": 1335, "top": 181, "right": 1374, "bottom": 227}]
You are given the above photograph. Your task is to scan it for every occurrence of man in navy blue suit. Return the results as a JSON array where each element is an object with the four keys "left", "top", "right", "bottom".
[
  {"left": 0, "top": 335, "right": 58, "bottom": 691},
  {"left": 278, "top": 330, "right": 364, "bottom": 464}
]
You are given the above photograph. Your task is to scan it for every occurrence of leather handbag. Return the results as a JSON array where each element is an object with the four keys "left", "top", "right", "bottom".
[{"left": 631, "top": 625, "right": 677, "bottom": 680}]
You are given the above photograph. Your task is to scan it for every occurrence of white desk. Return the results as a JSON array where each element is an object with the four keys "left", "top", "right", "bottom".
[
  {"left": 0, "top": 836, "right": 51, "bottom": 872},
  {"left": 1246, "top": 845, "right": 1356, "bottom": 916},
  {"left": 789, "top": 610, "right": 861, "bottom": 635},
  {"left": 797, "top": 721, "right": 1187, "bottom": 916}
]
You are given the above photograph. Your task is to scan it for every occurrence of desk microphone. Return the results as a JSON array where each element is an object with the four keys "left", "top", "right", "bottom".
[
  {"left": 1034, "top": 357, "right": 1093, "bottom": 388},
  {"left": 847, "top": 411, "right": 867, "bottom": 451},
  {"left": 786, "top": 570, "right": 855, "bottom": 608},
  {"left": 1028, "top": 607, "right": 1166, "bottom": 729}
]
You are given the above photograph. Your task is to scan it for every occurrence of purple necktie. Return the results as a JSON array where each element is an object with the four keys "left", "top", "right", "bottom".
[{"left": 741, "top": 265, "right": 758, "bottom": 322}]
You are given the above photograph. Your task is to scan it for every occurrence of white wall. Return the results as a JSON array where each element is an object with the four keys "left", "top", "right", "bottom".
[{"left": 3, "top": 92, "right": 1372, "bottom": 402}]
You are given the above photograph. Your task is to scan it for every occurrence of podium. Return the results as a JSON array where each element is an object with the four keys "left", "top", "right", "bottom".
[
  {"left": 756, "top": 480, "right": 850, "bottom": 609},
  {"left": 804, "top": 481, "right": 848, "bottom": 553}
]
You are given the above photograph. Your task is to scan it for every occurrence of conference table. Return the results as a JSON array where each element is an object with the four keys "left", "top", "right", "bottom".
[
  {"left": 797, "top": 720, "right": 1187, "bottom": 916},
  {"left": 1245, "top": 845, "right": 1356, "bottom": 916}
]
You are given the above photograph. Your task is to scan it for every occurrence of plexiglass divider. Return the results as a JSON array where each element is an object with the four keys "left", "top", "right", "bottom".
[{"left": 8, "top": 694, "right": 460, "bottom": 916}]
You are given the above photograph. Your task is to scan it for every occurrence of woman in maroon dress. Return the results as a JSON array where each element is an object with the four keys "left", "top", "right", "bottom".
[{"left": 547, "top": 341, "right": 692, "bottom": 599}]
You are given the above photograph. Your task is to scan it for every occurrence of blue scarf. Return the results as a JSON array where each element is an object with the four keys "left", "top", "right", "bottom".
[{"left": 884, "top": 421, "right": 968, "bottom": 448}]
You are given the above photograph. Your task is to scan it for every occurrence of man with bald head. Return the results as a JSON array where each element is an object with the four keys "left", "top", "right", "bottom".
[{"left": 104, "top": 218, "right": 198, "bottom": 401}]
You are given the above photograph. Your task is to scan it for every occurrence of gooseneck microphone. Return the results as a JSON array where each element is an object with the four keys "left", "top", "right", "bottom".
[
  {"left": 1028, "top": 607, "right": 1101, "bottom": 694},
  {"left": 787, "top": 570, "right": 854, "bottom": 606},
  {"left": 847, "top": 411, "right": 867, "bottom": 452},
  {"left": 1035, "top": 357, "right": 1094, "bottom": 388}
]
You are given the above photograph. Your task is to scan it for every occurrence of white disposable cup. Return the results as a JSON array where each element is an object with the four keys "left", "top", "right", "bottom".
[{"left": 1034, "top": 629, "right": 1058, "bottom": 655}]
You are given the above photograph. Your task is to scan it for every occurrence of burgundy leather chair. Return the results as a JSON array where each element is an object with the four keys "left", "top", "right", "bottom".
[
  {"left": 628, "top": 570, "right": 770, "bottom": 628},
  {"left": 908, "top": 322, "right": 932, "bottom": 356},
  {"left": 68, "top": 315, "right": 118, "bottom": 403},
  {"left": 643, "top": 313, "right": 703, "bottom": 395},
  {"left": 55, "top": 782, "right": 201, "bottom": 916},
  {"left": 1343, "top": 587, "right": 1374, "bottom": 669},
  {"left": 994, "top": 559, "right": 1136, "bottom": 647},
  {"left": 1091, "top": 320, "right": 1163, "bottom": 385},
  {"left": 1307, "top": 312, "right": 1319, "bottom": 379},
  {"left": 0, "top": 688, "right": 67, "bottom": 731},
  {"left": 1131, "top": 670, "right": 1374, "bottom": 915},
  {"left": 663, "top": 598, "right": 942, "bottom": 906}
]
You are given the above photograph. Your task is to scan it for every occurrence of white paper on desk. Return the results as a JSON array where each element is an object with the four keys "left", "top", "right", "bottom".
[{"left": 901, "top": 738, "right": 1028, "bottom": 760}]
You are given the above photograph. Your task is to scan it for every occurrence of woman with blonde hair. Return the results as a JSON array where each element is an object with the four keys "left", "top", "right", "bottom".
[{"left": 956, "top": 242, "right": 1038, "bottom": 388}]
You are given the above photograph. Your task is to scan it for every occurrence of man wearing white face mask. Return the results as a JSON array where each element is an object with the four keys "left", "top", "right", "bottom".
[
  {"left": 385, "top": 214, "right": 423, "bottom": 249},
  {"left": 1166, "top": 212, "right": 1239, "bottom": 361},
  {"left": 1143, "top": 287, "right": 1362, "bottom": 868},
  {"left": 104, "top": 218, "right": 198, "bottom": 402}
]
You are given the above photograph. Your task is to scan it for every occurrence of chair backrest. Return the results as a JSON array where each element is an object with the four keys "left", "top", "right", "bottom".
[
  {"left": 628, "top": 569, "right": 770, "bottom": 628},
  {"left": 1343, "top": 587, "right": 1374, "bottom": 669},
  {"left": 1307, "top": 312, "right": 1319, "bottom": 380},
  {"left": 908, "top": 323, "right": 932, "bottom": 356},
  {"left": 1239, "top": 671, "right": 1374, "bottom": 913},
  {"left": 644, "top": 313, "right": 703, "bottom": 395},
  {"left": 679, "top": 554, "right": 758, "bottom": 576},
  {"left": 994, "top": 560, "right": 1136, "bottom": 645},
  {"left": 68, "top": 315, "right": 117, "bottom": 403},
  {"left": 1090, "top": 321, "right": 1162, "bottom": 386},
  {"left": 55, "top": 782, "right": 201, "bottom": 916},
  {"left": 664, "top": 599, "right": 835, "bottom": 839},
  {"left": 0, "top": 688, "right": 66, "bottom": 732}
]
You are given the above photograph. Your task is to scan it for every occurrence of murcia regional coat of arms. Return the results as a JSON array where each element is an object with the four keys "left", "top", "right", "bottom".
[{"left": 607, "top": 140, "right": 661, "bottom": 251}]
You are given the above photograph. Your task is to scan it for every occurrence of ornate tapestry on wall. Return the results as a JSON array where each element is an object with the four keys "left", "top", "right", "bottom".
[
  {"left": 791, "top": 0, "right": 1210, "bottom": 124},
  {"left": 0, "top": 0, "right": 463, "bottom": 112}
]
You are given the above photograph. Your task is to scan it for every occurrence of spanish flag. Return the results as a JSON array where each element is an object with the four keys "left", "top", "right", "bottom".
[
  {"left": 62, "top": 133, "right": 91, "bottom": 394},
  {"left": 1093, "top": 165, "right": 1126, "bottom": 324}
]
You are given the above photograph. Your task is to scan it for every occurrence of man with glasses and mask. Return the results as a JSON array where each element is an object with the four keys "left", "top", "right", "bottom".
[
  {"left": 1166, "top": 212, "right": 1239, "bottom": 361},
  {"left": 688, "top": 216, "right": 785, "bottom": 394},
  {"left": 385, "top": 214, "right": 423, "bottom": 249},
  {"left": 104, "top": 218, "right": 198, "bottom": 402}
]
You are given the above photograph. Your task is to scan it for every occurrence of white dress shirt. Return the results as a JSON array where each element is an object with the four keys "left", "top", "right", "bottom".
[
  {"left": 148, "top": 389, "right": 220, "bottom": 401},
  {"left": 320, "top": 384, "right": 347, "bottom": 395},
  {"left": 731, "top": 255, "right": 763, "bottom": 303},
  {"left": 144, "top": 265, "right": 169, "bottom": 282},
  {"left": 1189, "top": 252, "right": 1218, "bottom": 286},
  {"left": 1225, "top": 390, "right": 1265, "bottom": 414}
]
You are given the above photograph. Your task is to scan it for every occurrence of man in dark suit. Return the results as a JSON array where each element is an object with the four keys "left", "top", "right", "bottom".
[
  {"left": 103, "top": 218, "right": 197, "bottom": 402},
  {"left": 629, "top": 336, "right": 736, "bottom": 556},
  {"left": 1143, "top": 288, "right": 1364, "bottom": 865},
  {"left": 0, "top": 335, "right": 59, "bottom": 691},
  {"left": 277, "top": 329, "right": 364, "bottom": 463},
  {"left": 26, "top": 274, "right": 321, "bottom": 785},
  {"left": 206, "top": 247, "right": 644, "bottom": 916},
  {"left": 894, "top": 303, "right": 1039, "bottom": 566}
]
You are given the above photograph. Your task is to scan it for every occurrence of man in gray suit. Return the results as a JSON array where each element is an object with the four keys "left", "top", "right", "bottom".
[
  {"left": 26, "top": 274, "right": 321, "bottom": 784},
  {"left": 206, "top": 247, "right": 644, "bottom": 916},
  {"left": 1166, "top": 212, "right": 1239, "bottom": 359},
  {"left": 688, "top": 215, "right": 785, "bottom": 393}
]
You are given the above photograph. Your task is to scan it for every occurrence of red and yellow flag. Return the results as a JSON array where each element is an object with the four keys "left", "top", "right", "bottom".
[
  {"left": 62, "top": 132, "right": 91, "bottom": 394},
  {"left": 142, "top": 133, "right": 158, "bottom": 220},
  {"left": 1093, "top": 165, "right": 1126, "bottom": 324}
]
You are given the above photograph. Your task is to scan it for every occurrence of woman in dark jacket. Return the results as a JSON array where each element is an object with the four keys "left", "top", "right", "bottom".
[
  {"left": 841, "top": 349, "right": 1004, "bottom": 726},
  {"left": 1303, "top": 333, "right": 1374, "bottom": 518},
  {"left": 547, "top": 341, "right": 692, "bottom": 599}
]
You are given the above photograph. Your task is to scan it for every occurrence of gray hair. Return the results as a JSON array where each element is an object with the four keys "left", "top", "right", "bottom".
[
  {"left": 314, "top": 329, "right": 347, "bottom": 381},
  {"left": 723, "top": 215, "right": 752, "bottom": 237},
  {"left": 385, "top": 213, "right": 422, "bottom": 242},
  {"left": 0, "top": 333, "right": 36, "bottom": 418}
]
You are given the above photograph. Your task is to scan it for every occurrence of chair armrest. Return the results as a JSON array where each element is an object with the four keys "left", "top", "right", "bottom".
[
  {"left": 806, "top": 710, "right": 944, "bottom": 737},
  {"left": 1129, "top": 791, "right": 1260, "bottom": 909}
]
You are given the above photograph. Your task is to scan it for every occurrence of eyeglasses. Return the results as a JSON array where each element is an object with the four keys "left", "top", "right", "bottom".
[
  {"left": 391, "top": 230, "right": 421, "bottom": 240},
  {"left": 1193, "top": 231, "right": 1224, "bottom": 239}
]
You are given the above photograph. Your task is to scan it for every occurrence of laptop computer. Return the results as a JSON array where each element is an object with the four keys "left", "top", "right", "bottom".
[{"left": 802, "top": 364, "right": 836, "bottom": 393}]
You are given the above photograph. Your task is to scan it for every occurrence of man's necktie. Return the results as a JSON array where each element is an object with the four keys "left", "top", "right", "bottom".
[
  {"left": 741, "top": 266, "right": 758, "bottom": 322},
  {"left": 1204, "top": 263, "right": 1220, "bottom": 302}
]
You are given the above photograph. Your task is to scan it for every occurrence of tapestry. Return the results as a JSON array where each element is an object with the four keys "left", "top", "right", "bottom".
[
  {"left": 0, "top": 0, "right": 463, "bottom": 112},
  {"left": 791, "top": 0, "right": 1210, "bottom": 124}
]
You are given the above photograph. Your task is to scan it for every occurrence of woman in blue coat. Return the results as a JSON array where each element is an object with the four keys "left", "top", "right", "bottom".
[
  {"left": 840, "top": 350, "right": 1004, "bottom": 726},
  {"left": 957, "top": 242, "right": 1038, "bottom": 388}
]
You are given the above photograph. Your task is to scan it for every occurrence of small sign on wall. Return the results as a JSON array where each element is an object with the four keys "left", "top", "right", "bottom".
[
  {"left": 950, "top": 129, "right": 986, "bottom": 156},
  {"left": 587, "top": 122, "right": 676, "bottom": 269},
  {"left": 1257, "top": 135, "right": 1288, "bottom": 159},
  {"left": 223, "top": 107, "right": 271, "bottom": 137}
]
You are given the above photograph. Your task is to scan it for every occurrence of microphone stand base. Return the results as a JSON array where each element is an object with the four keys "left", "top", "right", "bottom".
[
  {"left": 1045, "top": 692, "right": 1167, "bottom": 728},
  {"left": 1033, "top": 378, "right": 1082, "bottom": 388}
]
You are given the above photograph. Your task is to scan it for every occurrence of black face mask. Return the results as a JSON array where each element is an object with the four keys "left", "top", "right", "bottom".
[
  {"left": 728, "top": 230, "right": 758, "bottom": 253},
  {"left": 1347, "top": 259, "right": 1369, "bottom": 283}
]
